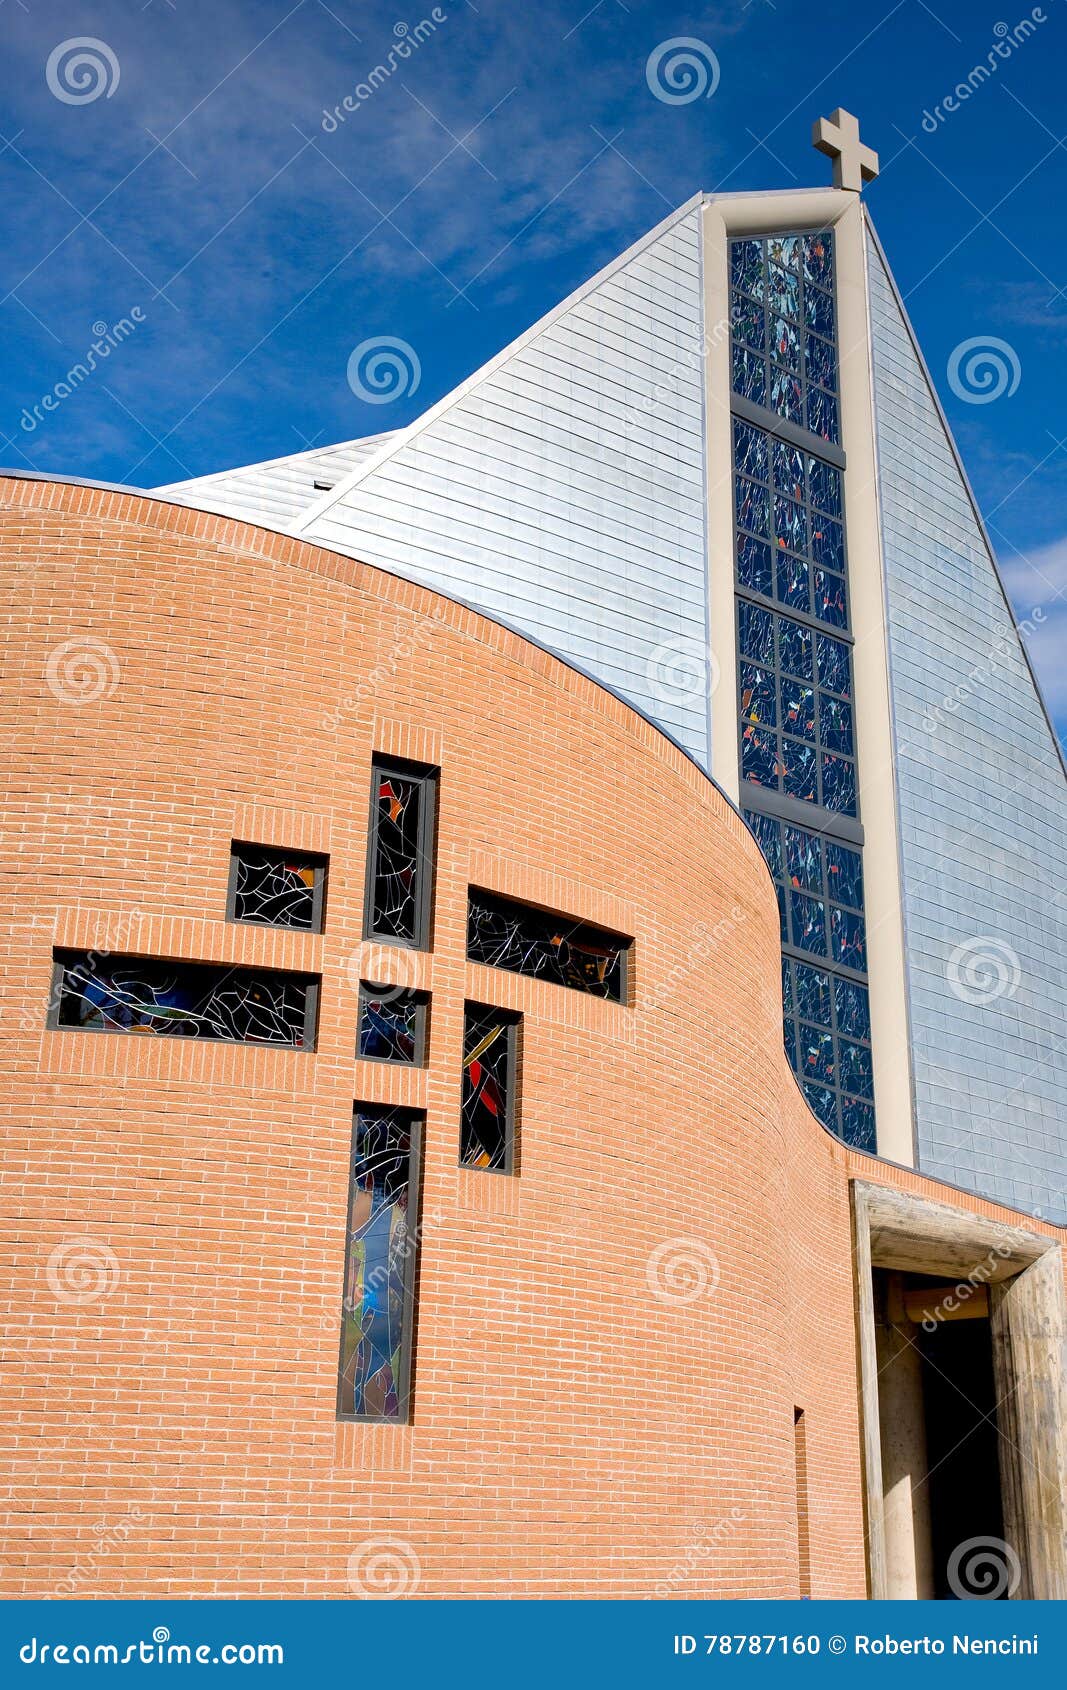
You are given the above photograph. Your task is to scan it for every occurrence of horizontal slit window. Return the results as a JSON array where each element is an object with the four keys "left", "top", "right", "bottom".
[
  {"left": 467, "top": 889, "right": 630, "bottom": 1002},
  {"left": 49, "top": 951, "right": 319, "bottom": 1049}
]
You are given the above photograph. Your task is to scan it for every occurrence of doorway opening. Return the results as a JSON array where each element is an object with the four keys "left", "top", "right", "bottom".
[{"left": 873, "top": 1268, "right": 1004, "bottom": 1597}]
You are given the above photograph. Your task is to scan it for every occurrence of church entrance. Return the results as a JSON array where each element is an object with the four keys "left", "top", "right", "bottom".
[
  {"left": 873, "top": 1267, "right": 1006, "bottom": 1597},
  {"left": 853, "top": 1182, "right": 1067, "bottom": 1600}
]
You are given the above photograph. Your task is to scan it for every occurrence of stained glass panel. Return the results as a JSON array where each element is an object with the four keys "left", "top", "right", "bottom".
[
  {"left": 357, "top": 984, "right": 427, "bottom": 1064},
  {"left": 467, "top": 891, "right": 629, "bottom": 1001},
  {"left": 230, "top": 845, "right": 324, "bottom": 931},
  {"left": 729, "top": 230, "right": 838, "bottom": 442},
  {"left": 337, "top": 1105, "right": 420, "bottom": 1421},
  {"left": 365, "top": 760, "right": 436, "bottom": 948},
  {"left": 52, "top": 952, "right": 316, "bottom": 1047},
  {"left": 460, "top": 1004, "right": 518, "bottom": 1173}
]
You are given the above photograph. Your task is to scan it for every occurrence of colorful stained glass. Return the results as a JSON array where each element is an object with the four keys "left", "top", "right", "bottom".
[
  {"left": 460, "top": 1004, "right": 517, "bottom": 1172},
  {"left": 808, "top": 457, "right": 842, "bottom": 518},
  {"left": 733, "top": 295, "right": 764, "bottom": 350},
  {"left": 800, "top": 1025, "right": 835, "bottom": 1084},
  {"left": 816, "top": 632, "right": 851, "bottom": 698},
  {"left": 739, "top": 601, "right": 775, "bottom": 664},
  {"left": 777, "top": 551, "right": 809, "bottom": 612},
  {"left": 729, "top": 230, "right": 873, "bottom": 1154},
  {"left": 835, "top": 976, "right": 871, "bottom": 1042},
  {"left": 338, "top": 1105, "right": 419, "bottom": 1420},
  {"left": 820, "top": 692, "right": 853, "bottom": 753},
  {"left": 785, "top": 825, "right": 822, "bottom": 892},
  {"left": 774, "top": 494, "right": 808, "bottom": 555},
  {"left": 803, "top": 231, "right": 833, "bottom": 289},
  {"left": 778, "top": 616, "right": 813, "bottom": 680},
  {"left": 742, "top": 726, "right": 779, "bottom": 788},
  {"left": 773, "top": 439, "right": 805, "bottom": 500},
  {"left": 53, "top": 952, "right": 316, "bottom": 1047},
  {"left": 804, "top": 1083, "right": 838, "bottom": 1133},
  {"left": 838, "top": 1038, "right": 874, "bottom": 1100},
  {"left": 733, "top": 419, "right": 769, "bottom": 481},
  {"left": 795, "top": 962, "right": 832, "bottom": 1026},
  {"left": 735, "top": 476, "right": 769, "bottom": 536},
  {"left": 806, "top": 386, "right": 839, "bottom": 444},
  {"left": 365, "top": 762, "right": 435, "bottom": 946},
  {"left": 732, "top": 344, "right": 766, "bottom": 407},
  {"left": 771, "top": 316, "right": 801, "bottom": 370},
  {"left": 231, "top": 845, "right": 322, "bottom": 931},
  {"left": 768, "top": 234, "right": 803, "bottom": 270},
  {"left": 766, "top": 263, "right": 799, "bottom": 319},
  {"left": 804, "top": 285, "right": 835, "bottom": 340},
  {"left": 770, "top": 364, "right": 803, "bottom": 424},
  {"left": 821, "top": 753, "right": 857, "bottom": 816},
  {"left": 730, "top": 234, "right": 838, "bottom": 436},
  {"left": 783, "top": 738, "right": 819, "bottom": 803},
  {"left": 737, "top": 534, "right": 774, "bottom": 598},
  {"left": 782, "top": 679, "right": 816, "bottom": 740},
  {"left": 467, "top": 892, "right": 628, "bottom": 1000},
  {"left": 841, "top": 1098, "right": 876, "bottom": 1153},
  {"left": 791, "top": 889, "right": 827, "bottom": 955},
  {"left": 745, "top": 809, "right": 783, "bottom": 880},
  {"left": 730, "top": 239, "right": 763, "bottom": 297},
  {"left": 805, "top": 333, "right": 836, "bottom": 392},
  {"left": 358, "top": 985, "right": 426, "bottom": 1064},
  {"left": 831, "top": 906, "right": 867, "bottom": 971},
  {"left": 739, "top": 662, "right": 776, "bottom": 726},
  {"left": 827, "top": 842, "right": 863, "bottom": 910},
  {"left": 814, "top": 570, "right": 847, "bottom": 628},
  {"left": 811, "top": 517, "right": 844, "bottom": 572}
]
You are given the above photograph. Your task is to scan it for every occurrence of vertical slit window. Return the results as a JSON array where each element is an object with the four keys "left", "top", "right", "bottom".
[
  {"left": 337, "top": 1104, "right": 422, "bottom": 1422},
  {"left": 363, "top": 758, "right": 437, "bottom": 949},
  {"left": 460, "top": 1003, "right": 520, "bottom": 1174}
]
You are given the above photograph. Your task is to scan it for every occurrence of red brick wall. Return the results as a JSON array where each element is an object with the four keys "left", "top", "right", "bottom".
[{"left": 0, "top": 477, "right": 1060, "bottom": 1600}]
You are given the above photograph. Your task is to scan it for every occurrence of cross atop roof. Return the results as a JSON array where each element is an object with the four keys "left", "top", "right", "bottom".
[{"left": 812, "top": 108, "right": 879, "bottom": 192}]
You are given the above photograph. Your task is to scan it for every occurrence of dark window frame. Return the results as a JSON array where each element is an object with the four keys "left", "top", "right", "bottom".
[
  {"left": 466, "top": 888, "right": 632, "bottom": 1005},
  {"left": 336, "top": 1103, "right": 423, "bottom": 1425},
  {"left": 356, "top": 981, "right": 430, "bottom": 1067},
  {"left": 460, "top": 1001, "right": 521, "bottom": 1177},
  {"left": 48, "top": 949, "right": 320, "bottom": 1051},
  {"left": 226, "top": 840, "right": 329, "bottom": 934},
  {"left": 362, "top": 755, "right": 438, "bottom": 951}
]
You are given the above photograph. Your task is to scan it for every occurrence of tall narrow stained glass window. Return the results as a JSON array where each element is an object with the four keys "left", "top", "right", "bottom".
[
  {"left": 729, "top": 227, "right": 876, "bottom": 1153},
  {"left": 363, "top": 758, "right": 437, "bottom": 948},
  {"left": 460, "top": 1003, "right": 520, "bottom": 1173},
  {"left": 337, "top": 1104, "right": 422, "bottom": 1422}
]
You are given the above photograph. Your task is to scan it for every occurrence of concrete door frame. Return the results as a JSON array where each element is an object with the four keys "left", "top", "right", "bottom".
[{"left": 851, "top": 1180, "right": 1067, "bottom": 1600}]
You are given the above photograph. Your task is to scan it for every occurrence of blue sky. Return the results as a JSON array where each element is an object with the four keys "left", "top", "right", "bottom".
[{"left": 2, "top": 0, "right": 1065, "bottom": 736}]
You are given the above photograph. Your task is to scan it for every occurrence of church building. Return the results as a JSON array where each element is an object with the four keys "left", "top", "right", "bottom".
[{"left": 2, "top": 112, "right": 1065, "bottom": 1601}]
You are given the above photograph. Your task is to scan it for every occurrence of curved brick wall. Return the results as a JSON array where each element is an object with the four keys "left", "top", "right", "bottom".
[{"left": 0, "top": 477, "right": 1058, "bottom": 1600}]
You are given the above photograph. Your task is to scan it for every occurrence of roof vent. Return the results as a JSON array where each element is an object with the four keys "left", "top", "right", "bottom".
[{"left": 313, "top": 479, "right": 334, "bottom": 492}]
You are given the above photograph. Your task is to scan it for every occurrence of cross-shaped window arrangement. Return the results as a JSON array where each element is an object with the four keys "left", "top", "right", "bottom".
[{"left": 342, "top": 762, "right": 635, "bottom": 1421}]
